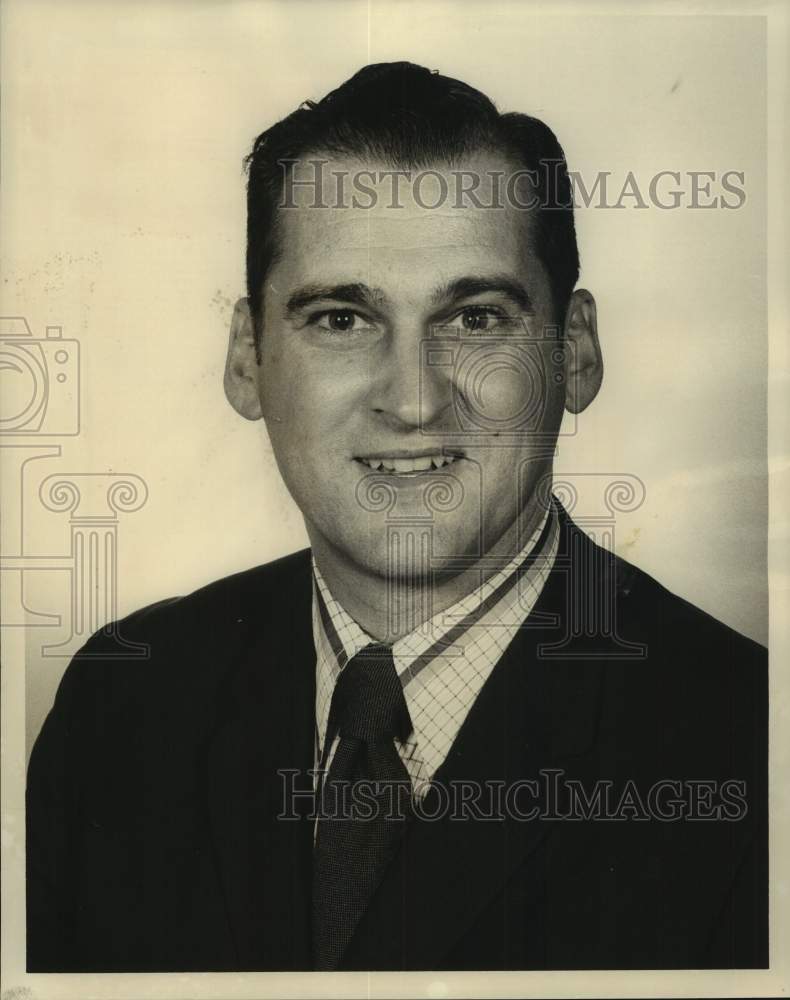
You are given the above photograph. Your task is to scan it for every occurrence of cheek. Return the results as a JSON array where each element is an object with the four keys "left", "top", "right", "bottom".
[
  {"left": 260, "top": 339, "right": 371, "bottom": 434},
  {"left": 259, "top": 365, "right": 351, "bottom": 465},
  {"left": 489, "top": 367, "right": 537, "bottom": 426},
  {"left": 258, "top": 345, "right": 312, "bottom": 419},
  {"left": 458, "top": 347, "right": 552, "bottom": 433}
]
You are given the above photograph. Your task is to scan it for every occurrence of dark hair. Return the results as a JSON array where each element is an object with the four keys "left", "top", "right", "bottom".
[{"left": 244, "top": 61, "right": 579, "bottom": 336}]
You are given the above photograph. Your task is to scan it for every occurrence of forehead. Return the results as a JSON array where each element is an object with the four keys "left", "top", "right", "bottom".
[{"left": 270, "top": 153, "right": 544, "bottom": 299}]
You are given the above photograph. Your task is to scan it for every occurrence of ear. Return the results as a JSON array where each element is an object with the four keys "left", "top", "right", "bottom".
[
  {"left": 224, "top": 298, "right": 263, "bottom": 420},
  {"left": 562, "top": 289, "right": 603, "bottom": 414}
]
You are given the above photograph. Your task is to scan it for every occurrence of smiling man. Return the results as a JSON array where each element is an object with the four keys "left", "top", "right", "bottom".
[
  {"left": 27, "top": 62, "right": 767, "bottom": 972},
  {"left": 224, "top": 144, "right": 596, "bottom": 639}
]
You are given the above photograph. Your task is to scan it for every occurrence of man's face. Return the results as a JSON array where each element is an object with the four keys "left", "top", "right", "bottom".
[{"left": 238, "top": 154, "right": 577, "bottom": 580}]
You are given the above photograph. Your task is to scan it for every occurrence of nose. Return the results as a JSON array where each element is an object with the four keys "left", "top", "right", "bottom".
[{"left": 369, "top": 328, "right": 453, "bottom": 431}]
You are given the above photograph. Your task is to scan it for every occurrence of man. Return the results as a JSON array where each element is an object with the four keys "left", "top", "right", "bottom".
[{"left": 27, "top": 62, "right": 767, "bottom": 972}]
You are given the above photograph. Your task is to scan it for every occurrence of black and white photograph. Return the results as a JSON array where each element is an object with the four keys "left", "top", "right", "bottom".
[{"left": 1, "top": 1, "right": 787, "bottom": 998}]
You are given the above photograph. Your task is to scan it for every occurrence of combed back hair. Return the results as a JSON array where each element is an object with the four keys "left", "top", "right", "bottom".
[{"left": 244, "top": 61, "right": 579, "bottom": 337}]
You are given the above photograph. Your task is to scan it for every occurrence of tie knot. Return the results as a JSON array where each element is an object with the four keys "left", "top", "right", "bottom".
[{"left": 331, "top": 643, "right": 411, "bottom": 744}]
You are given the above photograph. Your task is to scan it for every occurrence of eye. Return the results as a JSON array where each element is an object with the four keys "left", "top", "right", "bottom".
[
  {"left": 314, "top": 310, "right": 375, "bottom": 333},
  {"left": 456, "top": 306, "right": 508, "bottom": 333}
]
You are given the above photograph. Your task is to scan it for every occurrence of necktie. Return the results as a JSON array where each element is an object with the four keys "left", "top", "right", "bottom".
[{"left": 312, "top": 643, "right": 413, "bottom": 970}]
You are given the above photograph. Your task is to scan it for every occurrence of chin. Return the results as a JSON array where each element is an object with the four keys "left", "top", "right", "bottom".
[{"left": 337, "top": 519, "right": 485, "bottom": 583}]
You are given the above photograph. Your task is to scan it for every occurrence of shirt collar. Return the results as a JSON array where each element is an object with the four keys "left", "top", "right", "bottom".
[{"left": 312, "top": 500, "right": 559, "bottom": 779}]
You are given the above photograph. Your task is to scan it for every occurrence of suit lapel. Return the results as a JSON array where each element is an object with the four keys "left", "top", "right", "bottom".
[
  {"left": 343, "top": 514, "right": 607, "bottom": 969},
  {"left": 205, "top": 553, "right": 316, "bottom": 970},
  {"left": 204, "top": 514, "right": 614, "bottom": 971}
]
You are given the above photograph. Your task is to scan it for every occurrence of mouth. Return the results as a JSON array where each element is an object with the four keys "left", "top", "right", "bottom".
[{"left": 353, "top": 449, "right": 466, "bottom": 476}]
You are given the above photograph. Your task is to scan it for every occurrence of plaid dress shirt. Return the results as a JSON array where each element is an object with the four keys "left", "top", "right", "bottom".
[{"left": 312, "top": 499, "right": 560, "bottom": 798}]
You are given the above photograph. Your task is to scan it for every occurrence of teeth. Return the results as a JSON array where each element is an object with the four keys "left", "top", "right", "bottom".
[{"left": 358, "top": 454, "right": 459, "bottom": 472}]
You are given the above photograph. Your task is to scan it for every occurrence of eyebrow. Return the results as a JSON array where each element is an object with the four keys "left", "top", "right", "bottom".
[
  {"left": 431, "top": 275, "right": 534, "bottom": 314},
  {"left": 283, "top": 274, "right": 534, "bottom": 318},
  {"left": 285, "top": 283, "right": 387, "bottom": 316}
]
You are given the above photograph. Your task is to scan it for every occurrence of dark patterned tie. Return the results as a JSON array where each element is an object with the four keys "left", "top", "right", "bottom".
[{"left": 312, "top": 642, "right": 413, "bottom": 970}]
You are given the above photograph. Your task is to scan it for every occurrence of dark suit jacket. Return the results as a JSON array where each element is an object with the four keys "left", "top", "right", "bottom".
[{"left": 26, "top": 509, "right": 768, "bottom": 971}]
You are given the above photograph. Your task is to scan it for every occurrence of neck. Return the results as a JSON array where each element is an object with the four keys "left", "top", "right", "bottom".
[{"left": 308, "top": 498, "right": 548, "bottom": 644}]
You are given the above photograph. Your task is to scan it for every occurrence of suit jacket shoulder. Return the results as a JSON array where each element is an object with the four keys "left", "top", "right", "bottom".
[
  {"left": 26, "top": 547, "right": 315, "bottom": 972},
  {"left": 43, "top": 547, "right": 314, "bottom": 716}
]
